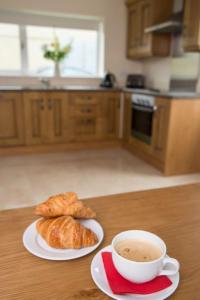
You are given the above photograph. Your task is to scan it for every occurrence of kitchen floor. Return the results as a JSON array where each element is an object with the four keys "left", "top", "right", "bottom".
[{"left": 1, "top": 147, "right": 200, "bottom": 210}]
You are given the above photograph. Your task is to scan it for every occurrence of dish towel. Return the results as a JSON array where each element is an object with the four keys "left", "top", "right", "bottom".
[{"left": 101, "top": 252, "right": 172, "bottom": 295}]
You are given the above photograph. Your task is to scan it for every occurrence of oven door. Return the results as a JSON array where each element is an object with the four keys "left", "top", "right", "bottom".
[{"left": 131, "top": 103, "right": 155, "bottom": 144}]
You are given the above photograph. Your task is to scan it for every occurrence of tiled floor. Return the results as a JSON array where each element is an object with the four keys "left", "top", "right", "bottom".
[{"left": 0, "top": 148, "right": 200, "bottom": 210}]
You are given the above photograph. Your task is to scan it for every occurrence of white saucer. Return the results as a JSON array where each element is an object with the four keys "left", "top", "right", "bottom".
[
  {"left": 91, "top": 245, "right": 180, "bottom": 300},
  {"left": 23, "top": 219, "right": 104, "bottom": 260}
]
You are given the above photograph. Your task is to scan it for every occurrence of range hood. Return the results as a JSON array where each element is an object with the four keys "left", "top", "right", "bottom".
[{"left": 145, "top": 11, "right": 183, "bottom": 34}]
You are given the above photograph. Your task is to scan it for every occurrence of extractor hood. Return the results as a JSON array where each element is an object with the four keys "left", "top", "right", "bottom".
[
  {"left": 145, "top": 0, "right": 184, "bottom": 34},
  {"left": 145, "top": 11, "right": 183, "bottom": 34}
]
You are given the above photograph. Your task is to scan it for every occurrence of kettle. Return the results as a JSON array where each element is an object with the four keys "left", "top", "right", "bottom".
[{"left": 100, "top": 72, "right": 116, "bottom": 88}]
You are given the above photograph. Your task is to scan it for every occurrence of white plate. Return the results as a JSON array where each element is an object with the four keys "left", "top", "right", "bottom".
[
  {"left": 23, "top": 219, "right": 104, "bottom": 260},
  {"left": 91, "top": 245, "right": 180, "bottom": 300}
]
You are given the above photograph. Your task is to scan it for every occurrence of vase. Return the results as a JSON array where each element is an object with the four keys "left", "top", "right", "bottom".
[{"left": 54, "top": 61, "right": 60, "bottom": 77}]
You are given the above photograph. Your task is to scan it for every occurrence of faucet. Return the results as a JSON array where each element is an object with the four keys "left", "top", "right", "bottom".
[{"left": 40, "top": 78, "right": 51, "bottom": 88}]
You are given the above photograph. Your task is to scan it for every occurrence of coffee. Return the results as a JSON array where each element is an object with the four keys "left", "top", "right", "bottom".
[{"left": 115, "top": 238, "right": 162, "bottom": 262}]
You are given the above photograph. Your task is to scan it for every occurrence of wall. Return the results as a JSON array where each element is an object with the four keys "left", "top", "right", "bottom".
[
  {"left": 0, "top": 0, "right": 142, "bottom": 86},
  {"left": 142, "top": 58, "right": 171, "bottom": 91}
]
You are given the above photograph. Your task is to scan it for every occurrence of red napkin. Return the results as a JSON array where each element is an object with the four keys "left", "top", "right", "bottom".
[{"left": 101, "top": 252, "right": 172, "bottom": 295}]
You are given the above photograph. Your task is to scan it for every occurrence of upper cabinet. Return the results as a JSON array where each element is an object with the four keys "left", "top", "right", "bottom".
[
  {"left": 126, "top": 0, "right": 173, "bottom": 59},
  {"left": 183, "top": 0, "right": 200, "bottom": 51}
]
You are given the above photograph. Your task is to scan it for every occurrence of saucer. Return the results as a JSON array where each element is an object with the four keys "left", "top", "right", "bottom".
[
  {"left": 91, "top": 245, "right": 180, "bottom": 300},
  {"left": 23, "top": 219, "right": 104, "bottom": 260}
]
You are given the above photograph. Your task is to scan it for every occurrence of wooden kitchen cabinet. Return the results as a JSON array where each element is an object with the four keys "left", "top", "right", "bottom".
[
  {"left": 126, "top": 1, "right": 140, "bottom": 58},
  {"left": 23, "top": 92, "right": 70, "bottom": 145},
  {"left": 23, "top": 92, "right": 47, "bottom": 145},
  {"left": 126, "top": 0, "right": 173, "bottom": 59},
  {"left": 101, "top": 92, "right": 120, "bottom": 139},
  {"left": 0, "top": 92, "right": 24, "bottom": 146},
  {"left": 151, "top": 98, "right": 170, "bottom": 162},
  {"left": 183, "top": 0, "right": 200, "bottom": 51},
  {"left": 123, "top": 93, "right": 132, "bottom": 142},
  {"left": 46, "top": 92, "right": 70, "bottom": 143},
  {"left": 68, "top": 92, "right": 120, "bottom": 141},
  {"left": 68, "top": 92, "right": 103, "bottom": 141}
]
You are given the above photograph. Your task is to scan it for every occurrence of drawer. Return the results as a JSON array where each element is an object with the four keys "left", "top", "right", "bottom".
[
  {"left": 69, "top": 93, "right": 102, "bottom": 105},
  {"left": 69, "top": 103, "right": 99, "bottom": 117},
  {"left": 70, "top": 116, "right": 99, "bottom": 140}
]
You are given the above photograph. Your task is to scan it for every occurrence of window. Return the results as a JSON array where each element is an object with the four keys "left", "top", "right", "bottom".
[
  {"left": 0, "top": 23, "right": 21, "bottom": 74},
  {"left": 0, "top": 14, "right": 103, "bottom": 77},
  {"left": 26, "top": 26, "right": 98, "bottom": 77}
]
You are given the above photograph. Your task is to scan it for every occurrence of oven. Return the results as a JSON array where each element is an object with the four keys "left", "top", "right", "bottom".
[{"left": 131, "top": 94, "right": 157, "bottom": 144}]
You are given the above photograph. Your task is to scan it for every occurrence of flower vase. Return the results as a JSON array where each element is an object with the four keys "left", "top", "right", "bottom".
[{"left": 54, "top": 61, "right": 60, "bottom": 77}]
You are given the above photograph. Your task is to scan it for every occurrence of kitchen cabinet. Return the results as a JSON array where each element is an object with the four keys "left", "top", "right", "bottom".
[
  {"left": 123, "top": 92, "right": 200, "bottom": 175},
  {"left": 183, "top": 0, "right": 200, "bottom": 51},
  {"left": 0, "top": 90, "right": 120, "bottom": 151},
  {"left": 23, "top": 92, "right": 46, "bottom": 145},
  {"left": 23, "top": 92, "right": 70, "bottom": 145},
  {"left": 126, "top": 0, "right": 173, "bottom": 59},
  {"left": 126, "top": 1, "right": 140, "bottom": 58},
  {"left": 0, "top": 92, "right": 24, "bottom": 146},
  {"left": 68, "top": 92, "right": 120, "bottom": 141},
  {"left": 101, "top": 92, "right": 120, "bottom": 139},
  {"left": 68, "top": 92, "right": 103, "bottom": 141},
  {"left": 46, "top": 93, "right": 70, "bottom": 143},
  {"left": 151, "top": 98, "right": 170, "bottom": 162},
  {"left": 123, "top": 94, "right": 132, "bottom": 142}
]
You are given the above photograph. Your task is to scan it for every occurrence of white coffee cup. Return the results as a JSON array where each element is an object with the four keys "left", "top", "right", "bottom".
[{"left": 112, "top": 230, "right": 180, "bottom": 283}]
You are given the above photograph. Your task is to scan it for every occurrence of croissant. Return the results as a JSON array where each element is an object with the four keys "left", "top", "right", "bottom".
[
  {"left": 35, "top": 192, "right": 96, "bottom": 219},
  {"left": 36, "top": 216, "right": 98, "bottom": 249}
]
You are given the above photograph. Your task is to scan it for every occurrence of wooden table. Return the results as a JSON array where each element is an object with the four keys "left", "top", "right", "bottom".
[{"left": 1, "top": 183, "right": 200, "bottom": 300}]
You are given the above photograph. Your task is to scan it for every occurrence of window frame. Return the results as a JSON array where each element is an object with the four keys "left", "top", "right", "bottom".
[{"left": 0, "top": 16, "right": 105, "bottom": 78}]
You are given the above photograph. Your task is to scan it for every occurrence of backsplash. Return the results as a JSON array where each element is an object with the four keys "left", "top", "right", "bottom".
[{"left": 142, "top": 58, "right": 171, "bottom": 91}]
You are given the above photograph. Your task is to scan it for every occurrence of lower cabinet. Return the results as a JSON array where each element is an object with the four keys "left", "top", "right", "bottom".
[
  {"left": 0, "top": 92, "right": 24, "bottom": 146},
  {"left": 101, "top": 92, "right": 120, "bottom": 139},
  {"left": 23, "top": 92, "right": 70, "bottom": 145},
  {"left": 23, "top": 91, "right": 120, "bottom": 145},
  {"left": 68, "top": 92, "right": 120, "bottom": 141},
  {"left": 151, "top": 98, "right": 170, "bottom": 161},
  {"left": 123, "top": 94, "right": 132, "bottom": 142}
]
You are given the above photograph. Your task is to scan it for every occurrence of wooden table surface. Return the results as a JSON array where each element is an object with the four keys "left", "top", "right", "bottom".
[{"left": 1, "top": 183, "right": 200, "bottom": 300}]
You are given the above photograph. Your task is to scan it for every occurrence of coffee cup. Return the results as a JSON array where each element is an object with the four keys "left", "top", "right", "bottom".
[{"left": 112, "top": 230, "right": 179, "bottom": 283}]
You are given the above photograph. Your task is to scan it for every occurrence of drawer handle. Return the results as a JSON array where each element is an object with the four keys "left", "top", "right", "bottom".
[{"left": 81, "top": 108, "right": 92, "bottom": 113}]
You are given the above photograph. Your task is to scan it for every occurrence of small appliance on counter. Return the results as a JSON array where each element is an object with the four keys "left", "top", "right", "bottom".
[
  {"left": 126, "top": 74, "right": 145, "bottom": 89},
  {"left": 100, "top": 72, "right": 116, "bottom": 88}
]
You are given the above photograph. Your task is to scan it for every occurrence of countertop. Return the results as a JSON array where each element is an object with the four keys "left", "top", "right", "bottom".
[
  {"left": 0, "top": 85, "right": 121, "bottom": 92},
  {"left": 1, "top": 183, "right": 200, "bottom": 299},
  {"left": 0, "top": 85, "right": 200, "bottom": 99},
  {"left": 124, "top": 88, "right": 200, "bottom": 99}
]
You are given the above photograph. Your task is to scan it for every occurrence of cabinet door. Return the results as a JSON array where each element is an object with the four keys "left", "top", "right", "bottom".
[
  {"left": 0, "top": 92, "right": 24, "bottom": 146},
  {"left": 127, "top": 2, "right": 140, "bottom": 58},
  {"left": 23, "top": 92, "right": 47, "bottom": 145},
  {"left": 152, "top": 98, "right": 170, "bottom": 161},
  {"left": 183, "top": 0, "right": 200, "bottom": 51},
  {"left": 138, "top": 0, "right": 152, "bottom": 56},
  {"left": 101, "top": 93, "right": 120, "bottom": 139},
  {"left": 47, "top": 92, "right": 70, "bottom": 143},
  {"left": 123, "top": 94, "right": 132, "bottom": 142}
]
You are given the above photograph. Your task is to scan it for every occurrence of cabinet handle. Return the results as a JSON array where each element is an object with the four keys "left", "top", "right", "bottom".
[{"left": 81, "top": 108, "right": 92, "bottom": 113}]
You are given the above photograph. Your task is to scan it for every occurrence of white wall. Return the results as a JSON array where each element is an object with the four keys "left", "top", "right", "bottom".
[
  {"left": 0, "top": 0, "right": 142, "bottom": 86},
  {"left": 142, "top": 58, "right": 171, "bottom": 91}
]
